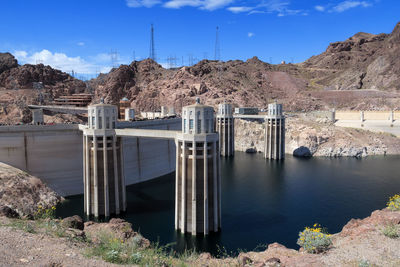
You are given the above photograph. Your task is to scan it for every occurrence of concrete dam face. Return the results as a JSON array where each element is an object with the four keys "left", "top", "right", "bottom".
[{"left": 0, "top": 119, "right": 181, "bottom": 197}]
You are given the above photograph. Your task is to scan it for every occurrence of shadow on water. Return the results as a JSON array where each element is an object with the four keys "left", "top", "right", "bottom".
[{"left": 56, "top": 152, "right": 400, "bottom": 256}]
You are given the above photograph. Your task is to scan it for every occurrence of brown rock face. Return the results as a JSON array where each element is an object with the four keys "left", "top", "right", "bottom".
[
  {"left": 0, "top": 53, "right": 18, "bottom": 75},
  {"left": 0, "top": 55, "right": 86, "bottom": 125},
  {"left": 302, "top": 22, "right": 400, "bottom": 91},
  {"left": 89, "top": 57, "right": 309, "bottom": 113}
]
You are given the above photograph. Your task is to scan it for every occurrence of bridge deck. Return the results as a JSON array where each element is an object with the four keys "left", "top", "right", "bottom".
[
  {"left": 115, "top": 129, "right": 179, "bottom": 139},
  {"left": 233, "top": 114, "right": 266, "bottom": 119},
  {"left": 28, "top": 105, "right": 88, "bottom": 114}
]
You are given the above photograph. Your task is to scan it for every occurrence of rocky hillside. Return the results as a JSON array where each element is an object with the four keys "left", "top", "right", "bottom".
[
  {"left": 1, "top": 22, "right": 400, "bottom": 124},
  {"left": 302, "top": 22, "right": 400, "bottom": 91},
  {"left": 0, "top": 162, "right": 61, "bottom": 217},
  {"left": 89, "top": 57, "right": 309, "bottom": 113},
  {"left": 0, "top": 52, "right": 86, "bottom": 124},
  {"left": 89, "top": 22, "right": 400, "bottom": 113}
]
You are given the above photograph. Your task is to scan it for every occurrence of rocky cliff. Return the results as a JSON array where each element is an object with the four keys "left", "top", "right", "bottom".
[
  {"left": 234, "top": 112, "right": 400, "bottom": 157},
  {"left": 0, "top": 53, "right": 86, "bottom": 124},
  {"left": 302, "top": 22, "right": 400, "bottom": 91}
]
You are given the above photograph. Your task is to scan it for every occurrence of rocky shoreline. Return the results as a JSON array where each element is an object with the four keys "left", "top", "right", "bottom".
[
  {"left": 235, "top": 112, "right": 400, "bottom": 158},
  {"left": 0, "top": 206, "right": 399, "bottom": 266}
]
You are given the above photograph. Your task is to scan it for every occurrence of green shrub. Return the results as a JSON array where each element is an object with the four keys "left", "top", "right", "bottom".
[
  {"left": 34, "top": 205, "right": 56, "bottom": 220},
  {"left": 297, "top": 224, "right": 332, "bottom": 253},
  {"left": 382, "top": 224, "right": 399, "bottom": 238},
  {"left": 86, "top": 231, "right": 174, "bottom": 265},
  {"left": 387, "top": 194, "right": 400, "bottom": 211},
  {"left": 358, "top": 259, "right": 371, "bottom": 267}
]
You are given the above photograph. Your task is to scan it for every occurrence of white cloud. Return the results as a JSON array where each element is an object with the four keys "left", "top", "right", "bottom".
[
  {"left": 125, "top": 0, "right": 306, "bottom": 16},
  {"left": 163, "top": 0, "right": 234, "bottom": 10},
  {"left": 230, "top": 0, "right": 304, "bottom": 16},
  {"left": 248, "top": 32, "right": 254, "bottom": 37},
  {"left": 315, "top": 5, "right": 325, "bottom": 11},
  {"left": 14, "top": 49, "right": 112, "bottom": 75},
  {"left": 227, "top": 6, "right": 253, "bottom": 13},
  {"left": 77, "top": 42, "right": 85, "bottom": 46},
  {"left": 164, "top": 0, "right": 202, "bottom": 8},
  {"left": 332, "top": 1, "right": 371, "bottom": 12},
  {"left": 126, "top": 0, "right": 161, "bottom": 7},
  {"left": 14, "top": 50, "right": 27, "bottom": 58},
  {"left": 202, "top": 0, "right": 234, "bottom": 10}
]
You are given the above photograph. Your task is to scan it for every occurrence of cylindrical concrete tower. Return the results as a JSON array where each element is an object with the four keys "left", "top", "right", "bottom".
[
  {"left": 82, "top": 103, "right": 126, "bottom": 217},
  {"left": 175, "top": 98, "right": 221, "bottom": 235},
  {"left": 216, "top": 102, "right": 234, "bottom": 157},
  {"left": 264, "top": 102, "right": 285, "bottom": 160}
]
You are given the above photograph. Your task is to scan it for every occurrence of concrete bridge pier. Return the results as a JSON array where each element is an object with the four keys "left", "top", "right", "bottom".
[
  {"left": 216, "top": 102, "right": 234, "bottom": 157},
  {"left": 82, "top": 103, "right": 126, "bottom": 217},
  {"left": 175, "top": 99, "right": 221, "bottom": 235},
  {"left": 264, "top": 102, "right": 285, "bottom": 160}
]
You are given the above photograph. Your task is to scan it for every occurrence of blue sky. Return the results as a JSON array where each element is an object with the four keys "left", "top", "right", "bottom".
[{"left": 1, "top": 0, "right": 399, "bottom": 77}]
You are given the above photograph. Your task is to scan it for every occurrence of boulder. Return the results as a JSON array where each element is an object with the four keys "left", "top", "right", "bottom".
[
  {"left": 0, "top": 205, "right": 19, "bottom": 218},
  {"left": 61, "top": 215, "right": 84, "bottom": 230},
  {"left": 245, "top": 147, "right": 257, "bottom": 153},
  {"left": 293, "top": 146, "right": 312, "bottom": 157},
  {"left": 0, "top": 53, "right": 18, "bottom": 74},
  {"left": 84, "top": 218, "right": 150, "bottom": 248}
]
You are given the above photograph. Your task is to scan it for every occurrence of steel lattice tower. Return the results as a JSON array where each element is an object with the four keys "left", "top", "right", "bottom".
[
  {"left": 214, "top": 26, "right": 221, "bottom": 61},
  {"left": 149, "top": 24, "right": 156, "bottom": 61}
]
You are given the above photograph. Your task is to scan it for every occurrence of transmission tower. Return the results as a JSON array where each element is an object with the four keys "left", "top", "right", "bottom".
[
  {"left": 109, "top": 50, "right": 119, "bottom": 68},
  {"left": 214, "top": 26, "right": 221, "bottom": 61},
  {"left": 188, "top": 54, "right": 194, "bottom": 66},
  {"left": 149, "top": 24, "right": 156, "bottom": 61},
  {"left": 166, "top": 55, "right": 178, "bottom": 69}
]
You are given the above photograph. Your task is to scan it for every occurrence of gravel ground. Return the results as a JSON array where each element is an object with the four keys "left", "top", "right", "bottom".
[{"left": 0, "top": 222, "right": 118, "bottom": 267}]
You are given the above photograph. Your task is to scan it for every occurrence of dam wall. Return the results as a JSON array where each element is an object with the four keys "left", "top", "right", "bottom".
[{"left": 0, "top": 119, "right": 181, "bottom": 196}]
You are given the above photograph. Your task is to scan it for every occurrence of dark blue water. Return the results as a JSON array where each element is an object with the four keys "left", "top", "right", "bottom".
[{"left": 57, "top": 152, "right": 400, "bottom": 255}]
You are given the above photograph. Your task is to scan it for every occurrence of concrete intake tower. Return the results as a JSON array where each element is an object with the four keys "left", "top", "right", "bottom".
[
  {"left": 175, "top": 98, "right": 221, "bottom": 235},
  {"left": 82, "top": 103, "right": 126, "bottom": 217},
  {"left": 264, "top": 102, "right": 285, "bottom": 160},
  {"left": 216, "top": 102, "right": 234, "bottom": 157}
]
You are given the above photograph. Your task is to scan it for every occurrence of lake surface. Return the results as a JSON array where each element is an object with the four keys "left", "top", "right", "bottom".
[{"left": 57, "top": 152, "right": 400, "bottom": 255}]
